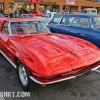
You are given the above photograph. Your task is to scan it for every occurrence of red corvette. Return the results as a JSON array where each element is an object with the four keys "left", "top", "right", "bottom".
[{"left": 0, "top": 18, "right": 100, "bottom": 91}]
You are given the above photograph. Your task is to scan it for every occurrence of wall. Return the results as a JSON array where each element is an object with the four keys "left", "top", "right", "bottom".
[{"left": 1, "top": 0, "right": 100, "bottom": 14}]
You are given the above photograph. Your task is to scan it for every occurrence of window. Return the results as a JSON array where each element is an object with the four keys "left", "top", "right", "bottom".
[
  {"left": 71, "top": 17, "right": 81, "bottom": 27},
  {"left": 61, "top": 17, "right": 74, "bottom": 25},
  {"left": 71, "top": 17, "right": 89, "bottom": 28},
  {"left": 52, "top": 5, "right": 60, "bottom": 12},
  {"left": 0, "top": 2, "right": 4, "bottom": 14},
  {"left": 80, "top": 18, "right": 89, "bottom": 28},
  {"left": 10, "top": 21, "right": 50, "bottom": 35},
  {"left": 52, "top": 17, "right": 62, "bottom": 24},
  {"left": 91, "top": 10, "right": 96, "bottom": 13},
  {"left": 2, "top": 21, "right": 9, "bottom": 34},
  {"left": 90, "top": 16, "right": 100, "bottom": 29}
]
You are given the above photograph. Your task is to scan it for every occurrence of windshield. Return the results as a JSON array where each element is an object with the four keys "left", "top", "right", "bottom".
[
  {"left": 10, "top": 21, "right": 51, "bottom": 35},
  {"left": 91, "top": 17, "right": 100, "bottom": 29}
]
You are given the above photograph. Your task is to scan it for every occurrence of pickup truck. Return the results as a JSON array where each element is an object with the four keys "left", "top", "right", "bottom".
[{"left": 83, "top": 8, "right": 97, "bottom": 14}]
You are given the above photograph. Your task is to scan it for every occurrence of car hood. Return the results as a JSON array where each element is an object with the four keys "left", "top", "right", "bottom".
[
  {"left": 20, "top": 33, "right": 100, "bottom": 74},
  {"left": 20, "top": 34, "right": 91, "bottom": 58}
]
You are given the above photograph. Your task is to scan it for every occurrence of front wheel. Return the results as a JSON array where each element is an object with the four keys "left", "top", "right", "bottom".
[{"left": 17, "top": 60, "right": 33, "bottom": 91}]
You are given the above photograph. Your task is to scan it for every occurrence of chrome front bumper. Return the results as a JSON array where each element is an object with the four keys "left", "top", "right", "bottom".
[
  {"left": 91, "top": 65, "right": 100, "bottom": 73},
  {"left": 1, "top": 50, "right": 100, "bottom": 85},
  {"left": 29, "top": 65, "right": 100, "bottom": 85}
]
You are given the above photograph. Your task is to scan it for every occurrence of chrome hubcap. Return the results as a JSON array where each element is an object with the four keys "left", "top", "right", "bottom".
[{"left": 18, "top": 64, "right": 28, "bottom": 86}]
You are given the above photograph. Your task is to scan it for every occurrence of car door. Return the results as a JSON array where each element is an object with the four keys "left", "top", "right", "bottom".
[
  {"left": 50, "top": 16, "right": 75, "bottom": 34},
  {"left": 51, "top": 17, "right": 90, "bottom": 40},
  {"left": 66, "top": 17, "right": 90, "bottom": 40},
  {"left": 86, "top": 18, "right": 100, "bottom": 48},
  {"left": 0, "top": 21, "right": 14, "bottom": 60},
  {"left": 88, "top": 29, "right": 100, "bottom": 48}
]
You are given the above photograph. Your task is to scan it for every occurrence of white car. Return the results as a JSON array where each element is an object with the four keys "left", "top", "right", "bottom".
[{"left": 41, "top": 12, "right": 57, "bottom": 24}]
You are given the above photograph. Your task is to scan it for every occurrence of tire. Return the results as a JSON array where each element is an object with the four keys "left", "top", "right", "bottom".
[{"left": 17, "top": 60, "right": 34, "bottom": 91}]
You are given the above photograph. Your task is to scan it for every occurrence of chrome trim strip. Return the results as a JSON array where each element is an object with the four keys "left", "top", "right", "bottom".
[
  {"left": 0, "top": 50, "right": 17, "bottom": 68},
  {"left": 91, "top": 65, "right": 100, "bottom": 73},
  {"left": 91, "top": 65, "right": 100, "bottom": 71},
  {"left": 30, "top": 65, "right": 100, "bottom": 85},
  {"left": 29, "top": 76, "right": 76, "bottom": 84}
]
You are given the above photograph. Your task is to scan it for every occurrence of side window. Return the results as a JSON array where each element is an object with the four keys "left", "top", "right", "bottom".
[
  {"left": 2, "top": 21, "right": 9, "bottom": 34},
  {"left": 71, "top": 17, "right": 81, "bottom": 27},
  {"left": 80, "top": 18, "right": 89, "bottom": 28},
  {"left": 52, "top": 17, "right": 62, "bottom": 24},
  {"left": 91, "top": 10, "right": 96, "bottom": 13},
  {"left": 61, "top": 17, "right": 75, "bottom": 25},
  {"left": 71, "top": 17, "right": 89, "bottom": 28}
]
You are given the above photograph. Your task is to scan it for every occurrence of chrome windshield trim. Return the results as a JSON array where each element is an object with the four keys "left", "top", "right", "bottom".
[
  {"left": 0, "top": 50, "right": 17, "bottom": 68},
  {"left": 91, "top": 65, "right": 100, "bottom": 71}
]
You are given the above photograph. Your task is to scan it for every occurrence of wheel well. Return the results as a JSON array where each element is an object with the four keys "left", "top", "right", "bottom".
[{"left": 14, "top": 56, "right": 18, "bottom": 65}]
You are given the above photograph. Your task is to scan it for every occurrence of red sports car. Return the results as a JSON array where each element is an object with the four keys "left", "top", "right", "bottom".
[{"left": 0, "top": 18, "right": 100, "bottom": 91}]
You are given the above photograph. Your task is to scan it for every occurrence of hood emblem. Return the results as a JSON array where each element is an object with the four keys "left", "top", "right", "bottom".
[{"left": 72, "top": 51, "right": 78, "bottom": 54}]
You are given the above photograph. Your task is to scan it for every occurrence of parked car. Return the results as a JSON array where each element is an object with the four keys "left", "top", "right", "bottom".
[
  {"left": 21, "top": 8, "right": 44, "bottom": 16},
  {"left": 83, "top": 8, "right": 97, "bottom": 14},
  {"left": 0, "top": 18, "right": 100, "bottom": 91},
  {"left": 41, "top": 12, "right": 57, "bottom": 24},
  {"left": 48, "top": 13, "right": 100, "bottom": 48},
  {"left": 20, "top": 14, "right": 35, "bottom": 18}
]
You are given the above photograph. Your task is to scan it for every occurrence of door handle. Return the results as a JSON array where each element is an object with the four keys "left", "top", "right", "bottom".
[
  {"left": 80, "top": 34, "right": 86, "bottom": 36},
  {"left": 66, "top": 29, "right": 69, "bottom": 31}
]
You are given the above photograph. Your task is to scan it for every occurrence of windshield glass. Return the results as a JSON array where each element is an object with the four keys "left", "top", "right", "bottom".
[
  {"left": 90, "top": 17, "right": 100, "bottom": 29},
  {"left": 10, "top": 21, "right": 51, "bottom": 35}
]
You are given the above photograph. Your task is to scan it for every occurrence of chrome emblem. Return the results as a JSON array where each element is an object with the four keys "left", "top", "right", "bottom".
[{"left": 72, "top": 51, "right": 77, "bottom": 54}]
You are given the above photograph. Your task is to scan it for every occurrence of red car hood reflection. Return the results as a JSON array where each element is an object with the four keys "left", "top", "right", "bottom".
[
  {"left": 21, "top": 34, "right": 90, "bottom": 58},
  {"left": 20, "top": 34, "right": 100, "bottom": 74}
]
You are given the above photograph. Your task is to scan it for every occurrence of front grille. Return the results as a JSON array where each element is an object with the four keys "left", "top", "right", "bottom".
[{"left": 47, "top": 60, "right": 100, "bottom": 80}]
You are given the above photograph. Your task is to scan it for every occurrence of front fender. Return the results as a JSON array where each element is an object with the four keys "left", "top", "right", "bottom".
[{"left": 15, "top": 48, "right": 52, "bottom": 75}]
